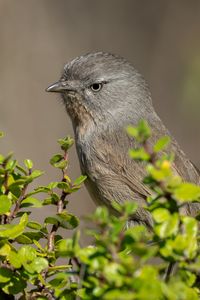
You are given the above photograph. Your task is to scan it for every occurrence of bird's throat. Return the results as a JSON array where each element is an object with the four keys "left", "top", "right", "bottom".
[{"left": 64, "top": 95, "right": 95, "bottom": 140}]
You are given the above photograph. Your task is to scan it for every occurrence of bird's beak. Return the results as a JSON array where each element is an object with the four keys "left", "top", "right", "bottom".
[
  {"left": 46, "top": 81, "right": 63, "bottom": 93},
  {"left": 46, "top": 81, "right": 73, "bottom": 93}
]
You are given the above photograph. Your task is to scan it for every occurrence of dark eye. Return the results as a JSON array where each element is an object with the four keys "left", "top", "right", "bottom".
[{"left": 90, "top": 83, "right": 103, "bottom": 92}]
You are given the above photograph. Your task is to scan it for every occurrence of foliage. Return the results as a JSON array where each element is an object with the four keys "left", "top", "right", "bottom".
[{"left": 0, "top": 122, "right": 199, "bottom": 299}]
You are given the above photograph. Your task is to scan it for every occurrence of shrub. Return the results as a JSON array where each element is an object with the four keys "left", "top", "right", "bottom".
[{"left": 0, "top": 122, "right": 199, "bottom": 300}]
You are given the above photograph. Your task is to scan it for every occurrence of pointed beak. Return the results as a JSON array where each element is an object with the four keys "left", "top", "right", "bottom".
[
  {"left": 46, "top": 81, "right": 64, "bottom": 93},
  {"left": 46, "top": 81, "right": 74, "bottom": 93}
]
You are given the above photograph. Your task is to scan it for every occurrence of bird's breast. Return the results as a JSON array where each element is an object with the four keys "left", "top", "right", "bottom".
[{"left": 64, "top": 93, "right": 94, "bottom": 134}]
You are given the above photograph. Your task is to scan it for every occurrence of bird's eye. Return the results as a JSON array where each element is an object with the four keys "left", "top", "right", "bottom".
[{"left": 90, "top": 83, "right": 103, "bottom": 92}]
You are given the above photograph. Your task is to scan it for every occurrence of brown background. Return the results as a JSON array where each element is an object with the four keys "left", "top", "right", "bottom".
[{"left": 0, "top": 0, "right": 200, "bottom": 241}]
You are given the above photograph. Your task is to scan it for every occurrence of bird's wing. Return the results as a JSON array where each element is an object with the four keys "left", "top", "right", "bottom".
[
  {"left": 85, "top": 126, "right": 199, "bottom": 223},
  {"left": 96, "top": 131, "right": 199, "bottom": 192},
  {"left": 93, "top": 131, "right": 152, "bottom": 199},
  {"left": 191, "top": 161, "right": 200, "bottom": 176},
  {"left": 169, "top": 139, "right": 200, "bottom": 185},
  {"left": 84, "top": 132, "right": 153, "bottom": 227}
]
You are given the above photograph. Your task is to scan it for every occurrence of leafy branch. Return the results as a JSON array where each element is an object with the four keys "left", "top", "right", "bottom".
[{"left": 0, "top": 123, "right": 199, "bottom": 300}]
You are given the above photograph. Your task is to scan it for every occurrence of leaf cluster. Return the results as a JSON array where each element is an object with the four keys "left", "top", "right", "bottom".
[{"left": 0, "top": 123, "right": 199, "bottom": 300}]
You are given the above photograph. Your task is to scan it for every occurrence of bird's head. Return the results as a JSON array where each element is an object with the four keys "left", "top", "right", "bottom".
[{"left": 46, "top": 52, "right": 152, "bottom": 133}]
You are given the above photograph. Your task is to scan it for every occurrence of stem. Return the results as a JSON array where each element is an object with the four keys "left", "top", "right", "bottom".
[
  {"left": 8, "top": 169, "right": 31, "bottom": 223},
  {"left": 1, "top": 169, "right": 9, "bottom": 224},
  {"left": 47, "top": 150, "right": 69, "bottom": 252},
  {"left": 4, "top": 171, "right": 9, "bottom": 195},
  {"left": 163, "top": 262, "right": 176, "bottom": 282},
  {"left": 8, "top": 183, "right": 28, "bottom": 222},
  {"left": 47, "top": 224, "right": 57, "bottom": 252}
]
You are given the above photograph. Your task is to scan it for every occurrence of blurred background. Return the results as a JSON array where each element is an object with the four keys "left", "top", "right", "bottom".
[{"left": 0, "top": 0, "right": 200, "bottom": 242}]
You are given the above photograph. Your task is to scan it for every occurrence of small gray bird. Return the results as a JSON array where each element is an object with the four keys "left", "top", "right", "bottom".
[{"left": 46, "top": 52, "right": 200, "bottom": 228}]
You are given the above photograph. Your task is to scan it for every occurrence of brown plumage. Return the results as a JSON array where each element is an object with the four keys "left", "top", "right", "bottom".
[{"left": 46, "top": 52, "right": 200, "bottom": 228}]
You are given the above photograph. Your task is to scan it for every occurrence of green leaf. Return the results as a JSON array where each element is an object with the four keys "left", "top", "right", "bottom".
[
  {"left": 45, "top": 212, "right": 79, "bottom": 230},
  {"left": 50, "top": 154, "right": 63, "bottom": 166},
  {"left": 43, "top": 197, "right": 56, "bottom": 205},
  {"left": 124, "top": 225, "right": 146, "bottom": 243},
  {"left": 16, "top": 164, "right": 27, "bottom": 175},
  {"left": 3, "top": 152, "right": 13, "bottom": 164},
  {"left": 24, "top": 159, "right": 33, "bottom": 169},
  {"left": 50, "top": 153, "right": 68, "bottom": 168},
  {"left": 27, "top": 221, "right": 42, "bottom": 230},
  {"left": 8, "top": 181, "right": 23, "bottom": 198},
  {"left": 174, "top": 183, "right": 200, "bottom": 201},
  {"left": 179, "top": 217, "right": 198, "bottom": 259},
  {"left": 2, "top": 275, "right": 26, "bottom": 295},
  {"left": 29, "top": 257, "right": 48, "bottom": 273},
  {"left": 8, "top": 178, "right": 26, "bottom": 187},
  {"left": 103, "top": 262, "right": 124, "bottom": 285},
  {"left": 152, "top": 208, "right": 170, "bottom": 223},
  {"left": 0, "top": 131, "right": 4, "bottom": 138},
  {"left": 138, "top": 119, "right": 151, "bottom": 138},
  {"left": 73, "top": 175, "right": 87, "bottom": 186},
  {"left": 30, "top": 169, "right": 44, "bottom": 179},
  {"left": 57, "top": 212, "right": 79, "bottom": 229},
  {"left": 0, "top": 154, "right": 4, "bottom": 164},
  {"left": 0, "top": 195, "right": 12, "bottom": 214},
  {"left": 48, "top": 272, "right": 68, "bottom": 288},
  {"left": 126, "top": 126, "right": 138, "bottom": 138},
  {"left": 68, "top": 186, "right": 81, "bottom": 193},
  {"left": 58, "top": 136, "right": 74, "bottom": 151},
  {"left": 57, "top": 181, "right": 70, "bottom": 190},
  {"left": 55, "top": 239, "right": 75, "bottom": 257},
  {"left": 77, "top": 246, "right": 97, "bottom": 264},
  {"left": 8, "top": 251, "right": 22, "bottom": 268},
  {"left": 8, "top": 186, "right": 22, "bottom": 198},
  {"left": 0, "top": 213, "right": 28, "bottom": 239},
  {"left": 123, "top": 201, "right": 138, "bottom": 215},
  {"left": 94, "top": 206, "right": 109, "bottom": 223},
  {"left": 127, "top": 120, "right": 151, "bottom": 142},
  {"left": 33, "top": 240, "right": 44, "bottom": 251},
  {"left": 104, "top": 290, "right": 135, "bottom": 300},
  {"left": 170, "top": 234, "right": 198, "bottom": 260},
  {"left": 182, "top": 216, "right": 198, "bottom": 237},
  {"left": 18, "top": 245, "right": 36, "bottom": 263},
  {"left": 44, "top": 216, "right": 59, "bottom": 226},
  {"left": 47, "top": 181, "right": 59, "bottom": 189},
  {"left": 16, "top": 211, "right": 31, "bottom": 217},
  {"left": 0, "top": 267, "right": 12, "bottom": 283},
  {"left": 154, "top": 213, "right": 179, "bottom": 238},
  {"left": 153, "top": 136, "right": 170, "bottom": 152},
  {"left": 0, "top": 242, "right": 11, "bottom": 256},
  {"left": 147, "top": 164, "right": 171, "bottom": 181},
  {"left": 5, "top": 159, "right": 17, "bottom": 171},
  {"left": 20, "top": 197, "right": 43, "bottom": 208},
  {"left": 110, "top": 200, "right": 123, "bottom": 213},
  {"left": 129, "top": 148, "right": 150, "bottom": 161},
  {"left": 54, "top": 160, "right": 68, "bottom": 170},
  {"left": 26, "top": 186, "right": 50, "bottom": 197},
  {"left": 23, "top": 231, "right": 44, "bottom": 241},
  {"left": 15, "top": 234, "right": 32, "bottom": 244},
  {"left": 48, "top": 265, "right": 71, "bottom": 272}
]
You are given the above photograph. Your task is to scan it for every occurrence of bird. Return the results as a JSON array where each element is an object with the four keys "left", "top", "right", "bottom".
[{"left": 46, "top": 52, "right": 200, "bottom": 229}]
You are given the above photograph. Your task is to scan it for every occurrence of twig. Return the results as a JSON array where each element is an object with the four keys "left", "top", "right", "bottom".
[
  {"left": 163, "top": 262, "right": 176, "bottom": 282},
  {"left": 47, "top": 150, "right": 69, "bottom": 252},
  {"left": 9, "top": 184, "right": 28, "bottom": 222},
  {"left": 8, "top": 169, "right": 31, "bottom": 223}
]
